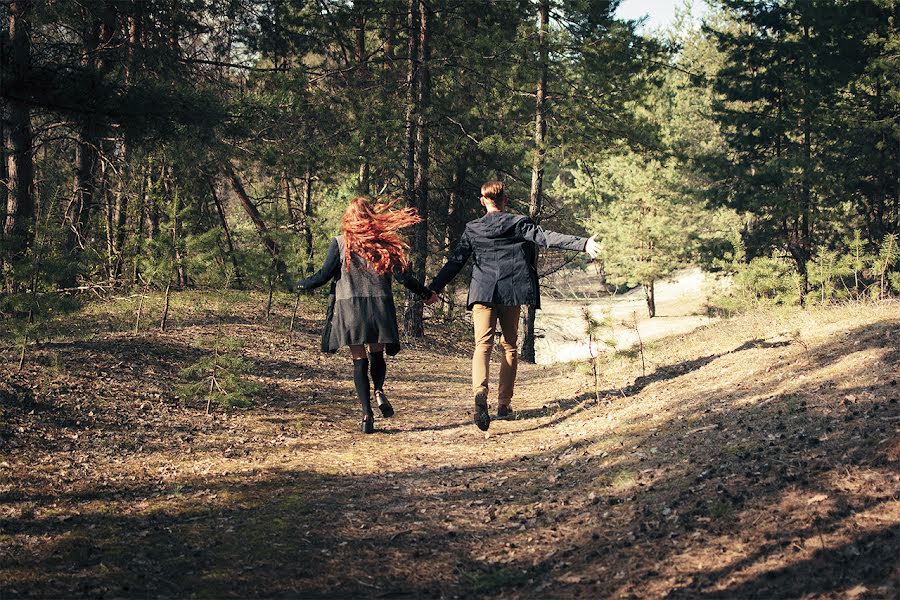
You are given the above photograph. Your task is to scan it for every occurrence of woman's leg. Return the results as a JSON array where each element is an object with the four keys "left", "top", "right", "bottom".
[
  {"left": 368, "top": 343, "right": 393, "bottom": 417},
  {"left": 349, "top": 345, "right": 374, "bottom": 430},
  {"left": 368, "top": 343, "right": 386, "bottom": 392}
]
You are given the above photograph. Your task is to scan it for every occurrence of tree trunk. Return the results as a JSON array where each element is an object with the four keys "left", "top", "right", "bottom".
[
  {"left": 442, "top": 158, "right": 467, "bottom": 318},
  {"left": 0, "top": 104, "right": 7, "bottom": 231},
  {"left": 107, "top": 3, "right": 143, "bottom": 283},
  {"left": 103, "top": 158, "right": 116, "bottom": 278},
  {"left": 166, "top": 170, "right": 188, "bottom": 289},
  {"left": 444, "top": 158, "right": 467, "bottom": 251},
  {"left": 224, "top": 162, "right": 287, "bottom": 277},
  {"left": 64, "top": 16, "right": 102, "bottom": 260},
  {"left": 126, "top": 3, "right": 142, "bottom": 82},
  {"left": 383, "top": 12, "right": 396, "bottom": 71},
  {"left": 2, "top": 0, "right": 35, "bottom": 281},
  {"left": 101, "top": 152, "right": 128, "bottom": 283},
  {"left": 644, "top": 280, "right": 656, "bottom": 318},
  {"left": 283, "top": 172, "right": 295, "bottom": 225},
  {"left": 356, "top": 10, "right": 371, "bottom": 196},
  {"left": 210, "top": 180, "right": 243, "bottom": 289},
  {"left": 66, "top": 125, "right": 99, "bottom": 253},
  {"left": 798, "top": 18, "right": 813, "bottom": 307},
  {"left": 147, "top": 189, "right": 160, "bottom": 240},
  {"left": 401, "top": 0, "right": 419, "bottom": 331},
  {"left": 131, "top": 164, "right": 146, "bottom": 284},
  {"left": 521, "top": 0, "right": 550, "bottom": 364},
  {"left": 109, "top": 156, "right": 129, "bottom": 281},
  {"left": 403, "top": 0, "right": 420, "bottom": 209},
  {"left": 871, "top": 74, "right": 887, "bottom": 241},
  {"left": 301, "top": 174, "right": 315, "bottom": 275},
  {"left": 404, "top": 0, "right": 430, "bottom": 338}
]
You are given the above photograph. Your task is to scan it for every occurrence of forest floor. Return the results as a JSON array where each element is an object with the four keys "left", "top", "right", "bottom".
[{"left": 1, "top": 292, "right": 899, "bottom": 599}]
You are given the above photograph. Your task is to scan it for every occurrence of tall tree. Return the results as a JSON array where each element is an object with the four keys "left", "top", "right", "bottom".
[
  {"left": 403, "top": 0, "right": 428, "bottom": 337},
  {"left": 224, "top": 162, "right": 288, "bottom": 278},
  {"left": 709, "top": 0, "right": 875, "bottom": 305},
  {"left": 1, "top": 0, "right": 35, "bottom": 286},
  {"left": 521, "top": 0, "right": 550, "bottom": 363}
]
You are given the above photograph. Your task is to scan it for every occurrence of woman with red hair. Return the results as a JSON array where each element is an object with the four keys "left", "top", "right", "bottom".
[{"left": 296, "top": 197, "right": 437, "bottom": 433}]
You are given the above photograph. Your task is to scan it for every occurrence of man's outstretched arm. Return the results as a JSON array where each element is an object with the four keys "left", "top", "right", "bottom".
[
  {"left": 515, "top": 217, "right": 599, "bottom": 258},
  {"left": 428, "top": 229, "right": 473, "bottom": 294}
]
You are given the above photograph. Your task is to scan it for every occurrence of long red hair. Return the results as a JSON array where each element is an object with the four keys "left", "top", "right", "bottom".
[{"left": 341, "top": 197, "right": 421, "bottom": 275}]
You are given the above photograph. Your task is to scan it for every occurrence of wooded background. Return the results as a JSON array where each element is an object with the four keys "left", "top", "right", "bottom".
[{"left": 1, "top": 0, "right": 898, "bottom": 360}]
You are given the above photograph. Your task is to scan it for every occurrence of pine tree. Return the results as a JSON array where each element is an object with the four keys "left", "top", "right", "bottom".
[
  {"left": 708, "top": 0, "right": 883, "bottom": 305},
  {"left": 872, "top": 232, "right": 899, "bottom": 299},
  {"left": 178, "top": 329, "right": 259, "bottom": 413}
]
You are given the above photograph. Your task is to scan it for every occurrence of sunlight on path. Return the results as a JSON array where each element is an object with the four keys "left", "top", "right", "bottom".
[{"left": 536, "top": 268, "right": 720, "bottom": 364}]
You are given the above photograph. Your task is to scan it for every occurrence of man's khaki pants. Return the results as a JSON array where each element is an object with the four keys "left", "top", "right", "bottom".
[{"left": 472, "top": 303, "right": 521, "bottom": 408}]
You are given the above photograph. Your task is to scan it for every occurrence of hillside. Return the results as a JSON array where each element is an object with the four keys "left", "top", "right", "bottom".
[{"left": 1, "top": 295, "right": 898, "bottom": 598}]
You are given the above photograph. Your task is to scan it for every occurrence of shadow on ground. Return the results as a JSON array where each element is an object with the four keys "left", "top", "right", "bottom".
[{"left": 1, "top": 317, "right": 897, "bottom": 598}]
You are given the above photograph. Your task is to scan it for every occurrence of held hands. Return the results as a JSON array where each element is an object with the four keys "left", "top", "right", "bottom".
[
  {"left": 584, "top": 235, "right": 600, "bottom": 259},
  {"left": 424, "top": 290, "right": 440, "bottom": 305}
]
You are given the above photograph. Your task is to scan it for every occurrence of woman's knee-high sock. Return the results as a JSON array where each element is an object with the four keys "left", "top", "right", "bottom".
[
  {"left": 353, "top": 358, "right": 372, "bottom": 417},
  {"left": 369, "top": 351, "right": 386, "bottom": 391}
]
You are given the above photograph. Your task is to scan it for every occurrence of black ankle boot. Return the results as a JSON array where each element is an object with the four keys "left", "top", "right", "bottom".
[
  {"left": 375, "top": 390, "right": 394, "bottom": 418},
  {"left": 360, "top": 413, "right": 375, "bottom": 434}
]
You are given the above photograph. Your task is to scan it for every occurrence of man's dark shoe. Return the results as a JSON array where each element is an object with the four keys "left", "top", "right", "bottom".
[
  {"left": 375, "top": 390, "right": 394, "bottom": 418},
  {"left": 474, "top": 403, "right": 491, "bottom": 431},
  {"left": 497, "top": 405, "right": 512, "bottom": 418}
]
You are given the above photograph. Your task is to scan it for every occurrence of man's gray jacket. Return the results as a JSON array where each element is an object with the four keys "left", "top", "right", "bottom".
[{"left": 428, "top": 211, "right": 588, "bottom": 310}]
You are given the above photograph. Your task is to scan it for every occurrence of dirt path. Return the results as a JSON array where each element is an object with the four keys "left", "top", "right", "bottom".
[
  {"left": 536, "top": 268, "right": 720, "bottom": 364},
  {"left": 1, "top": 294, "right": 898, "bottom": 598}
]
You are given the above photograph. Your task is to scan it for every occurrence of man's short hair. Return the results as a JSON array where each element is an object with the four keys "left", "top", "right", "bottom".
[{"left": 480, "top": 180, "right": 505, "bottom": 204}]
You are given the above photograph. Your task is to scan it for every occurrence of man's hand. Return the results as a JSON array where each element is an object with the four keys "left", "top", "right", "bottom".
[
  {"left": 424, "top": 291, "right": 440, "bottom": 305},
  {"left": 585, "top": 235, "right": 600, "bottom": 259}
]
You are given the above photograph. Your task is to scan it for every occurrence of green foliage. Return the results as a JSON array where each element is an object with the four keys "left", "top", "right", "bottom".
[
  {"left": 709, "top": 229, "right": 899, "bottom": 314},
  {"left": 807, "top": 249, "right": 854, "bottom": 305},
  {"left": 177, "top": 331, "right": 259, "bottom": 411},
  {"left": 713, "top": 227, "right": 746, "bottom": 273},
  {"left": 708, "top": 254, "right": 799, "bottom": 316},
  {"left": 566, "top": 147, "right": 736, "bottom": 315},
  {"left": 807, "top": 231, "right": 898, "bottom": 303},
  {"left": 554, "top": 17, "right": 740, "bottom": 315},
  {"left": 2, "top": 0, "right": 895, "bottom": 315},
  {"left": 581, "top": 307, "right": 615, "bottom": 401},
  {"left": 0, "top": 219, "right": 83, "bottom": 366},
  {"left": 706, "top": 0, "right": 899, "bottom": 289},
  {"left": 872, "top": 233, "right": 900, "bottom": 299},
  {"left": 889, "top": 272, "right": 900, "bottom": 295},
  {"left": 588, "top": 156, "right": 697, "bottom": 288}
]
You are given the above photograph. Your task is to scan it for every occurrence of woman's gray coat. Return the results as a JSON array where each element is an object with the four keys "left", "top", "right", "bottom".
[{"left": 297, "top": 236, "right": 431, "bottom": 355}]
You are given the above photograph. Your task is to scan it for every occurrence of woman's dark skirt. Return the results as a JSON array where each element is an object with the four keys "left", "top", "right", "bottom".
[{"left": 320, "top": 293, "right": 401, "bottom": 356}]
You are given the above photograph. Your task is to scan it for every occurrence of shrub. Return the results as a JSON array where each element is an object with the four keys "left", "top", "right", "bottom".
[{"left": 177, "top": 330, "right": 259, "bottom": 412}]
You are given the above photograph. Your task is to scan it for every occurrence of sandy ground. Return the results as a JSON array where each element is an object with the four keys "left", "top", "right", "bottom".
[{"left": 536, "top": 268, "right": 719, "bottom": 363}]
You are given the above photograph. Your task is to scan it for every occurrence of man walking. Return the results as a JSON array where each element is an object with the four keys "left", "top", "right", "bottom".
[{"left": 427, "top": 181, "right": 599, "bottom": 431}]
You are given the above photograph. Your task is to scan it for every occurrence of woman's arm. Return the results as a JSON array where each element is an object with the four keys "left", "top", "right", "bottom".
[
  {"left": 296, "top": 238, "right": 341, "bottom": 292},
  {"left": 394, "top": 266, "right": 433, "bottom": 298}
]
